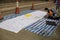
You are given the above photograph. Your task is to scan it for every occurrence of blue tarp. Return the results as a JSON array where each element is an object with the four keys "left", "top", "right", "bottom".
[{"left": 25, "top": 18, "right": 59, "bottom": 37}]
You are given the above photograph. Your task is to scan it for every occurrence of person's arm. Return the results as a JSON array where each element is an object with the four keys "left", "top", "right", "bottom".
[{"left": 48, "top": 10, "right": 53, "bottom": 17}]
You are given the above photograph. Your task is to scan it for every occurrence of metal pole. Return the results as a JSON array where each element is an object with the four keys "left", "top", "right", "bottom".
[
  {"left": 0, "top": 13, "right": 3, "bottom": 20},
  {"left": 15, "top": 0, "right": 20, "bottom": 14},
  {"left": 17, "top": 0, "right": 19, "bottom": 7},
  {"left": 31, "top": 0, "right": 35, "bottom": 10}
]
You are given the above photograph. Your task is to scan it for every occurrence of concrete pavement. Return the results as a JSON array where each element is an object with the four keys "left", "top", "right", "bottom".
[{"left": 0, "top": 2, "right": 52, "bottom": 12}]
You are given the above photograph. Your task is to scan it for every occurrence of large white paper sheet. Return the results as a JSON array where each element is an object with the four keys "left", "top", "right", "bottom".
[{"left": 0, "top": 10, "right": 47, "bottom": 33}]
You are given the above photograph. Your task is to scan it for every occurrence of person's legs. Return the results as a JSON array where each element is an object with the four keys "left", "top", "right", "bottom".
[
  {"left": 58, "top": 4, "right": 60, "bottom": 12},
  {"left": 56, "top": 5, "right": 59, "bottom": 11},
  {"left": 56, "top": 4, "right": 60, "bottom": 12}
]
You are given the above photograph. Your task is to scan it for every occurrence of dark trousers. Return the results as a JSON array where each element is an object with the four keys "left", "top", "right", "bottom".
[
  {"left": 48, "top": 16, "right": 60, "bottom": 20},
  {"left": 56, "top": 4, "right": 60, "bottom": 10}
]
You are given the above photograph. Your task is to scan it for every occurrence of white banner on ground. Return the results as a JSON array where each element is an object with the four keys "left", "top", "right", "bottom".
[{"left": 0, "top": 10, "right": 47, "bottom": 33}]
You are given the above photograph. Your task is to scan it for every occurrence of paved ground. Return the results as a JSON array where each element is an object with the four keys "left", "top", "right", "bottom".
[
  {"left": 0, "top": 1, "right": 45, "bottom": 11},
  {"left": 0, "top": 1, "right": 55, "bottom": 16},
  {"left": 0, "top": 1, "right": 60, "bottom": 40},
  {"left": 0, "top": 25, "right": 60, "bottom": 40}
]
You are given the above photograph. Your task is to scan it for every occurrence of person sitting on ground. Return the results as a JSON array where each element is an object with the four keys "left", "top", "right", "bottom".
[{"left": 44, "top": 8, "right": 60, "bottom": 20}]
